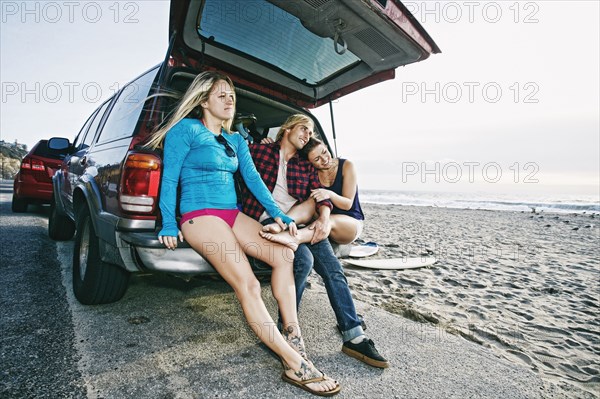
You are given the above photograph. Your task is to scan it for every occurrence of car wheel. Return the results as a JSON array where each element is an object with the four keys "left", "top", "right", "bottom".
[
  {"left": 48, "top": 198, "right": 75, "bottom": 241},
  {"left": 11, "top": 194, "right": 28, "bottom": 213},
  {"left": 72, "top": 206, "right": 129, "bottom": 305}
]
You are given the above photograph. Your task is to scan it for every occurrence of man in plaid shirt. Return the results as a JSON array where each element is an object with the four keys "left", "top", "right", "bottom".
[
  {"left": 240, "top": 131, "right": 334, "bottom": 238},
  {"left": 241, "top": 114, "right": 389, "bottom": 369}
]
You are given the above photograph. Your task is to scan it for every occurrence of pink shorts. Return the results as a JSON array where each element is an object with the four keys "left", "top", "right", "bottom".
[{"left": 180, "top": 209, "right": 240, "bottom": 228}]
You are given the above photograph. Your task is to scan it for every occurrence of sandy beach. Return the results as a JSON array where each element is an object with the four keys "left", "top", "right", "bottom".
[{"left": 315, "top": 203, "right": 599, "bottom": 397}]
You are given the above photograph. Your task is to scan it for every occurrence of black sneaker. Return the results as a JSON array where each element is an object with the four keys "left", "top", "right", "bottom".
[{"left": 342, "top": 338, "right": 389, "bottom": 368}]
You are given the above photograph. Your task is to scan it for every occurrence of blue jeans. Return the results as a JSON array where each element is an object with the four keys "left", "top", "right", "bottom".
[{"left": 294, "top": 240, "right": 364, "bottom": 342}]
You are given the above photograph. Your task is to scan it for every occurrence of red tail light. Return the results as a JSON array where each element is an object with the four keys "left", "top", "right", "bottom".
[
  {"left": 20, "top": 158, "right": 32, "bottom": 169},
  {"left": 20, "top": 157, "right": 49, "bottom": 181},
  {"left": 21, "top": 157, "right": 46, "bottom": 170},
  {"left": 31, "top": 159, "right": 45, "bottom": 171},
  {"left": 119, "top": 152, "right": 161, "bottom": 214}
]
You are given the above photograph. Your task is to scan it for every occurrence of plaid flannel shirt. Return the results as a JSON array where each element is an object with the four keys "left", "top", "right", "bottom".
[{"left": 241, "top": 141, "right": 333, "bottom": 221}]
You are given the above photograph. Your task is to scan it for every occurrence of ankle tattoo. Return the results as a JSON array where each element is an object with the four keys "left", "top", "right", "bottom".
[{"left": 283, "top": 325, "right": 308, "bottom": 360}]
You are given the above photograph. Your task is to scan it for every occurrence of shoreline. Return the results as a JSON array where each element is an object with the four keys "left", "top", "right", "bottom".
[
  {"left": 361, "top": 201, "right": 600, "bottom": 217},
  {"left": 359, "top": 186, "right": 600, "bottom": 215}
]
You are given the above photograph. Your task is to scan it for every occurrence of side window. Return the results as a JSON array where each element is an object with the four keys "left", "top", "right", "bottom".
[
  {"left": 96, "top": 68, "right": 159, "bottom": 144},
  {"left": 266, "top": 127, "right": 280, "bottom": 141},
  {"left": 71, "top": 109, "right": 98, "bottom": 150},
  {"left": 79, "top": 100, "right": 112, "bottom": 151}
]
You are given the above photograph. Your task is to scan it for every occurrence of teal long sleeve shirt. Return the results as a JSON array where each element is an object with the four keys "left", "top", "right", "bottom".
[{"left": 158, "top": 118, "right": 292, "bottom": 237}]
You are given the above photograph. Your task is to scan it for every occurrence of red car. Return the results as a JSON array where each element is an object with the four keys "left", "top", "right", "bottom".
[{"left": 12, "top": 138, "right": 70, "bottom": 212}]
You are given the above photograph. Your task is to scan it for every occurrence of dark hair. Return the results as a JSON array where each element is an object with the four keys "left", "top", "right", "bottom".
[{"left": 300, "top": 137, "right": 322, "bottom": 159}]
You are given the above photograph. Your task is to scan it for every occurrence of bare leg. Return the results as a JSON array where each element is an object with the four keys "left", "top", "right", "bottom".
[
  {"left": 182, "top": 216, "right": 293, "bottom": 359},
  {"left": 231, "top": 213, "right": 298, "bottom": 329},
  {"left": 224, "top": 213, "right": 338, "bottom": 392},
  {"left": 262, "top": 211, "right": 361, "bottom": 248},
  {"left": 259, "top": 227, "right": 314, "bottom": 251},
  {"left": 262, "top": 198, "right": 316, "bottom": 233},
  {"left": 329, "top": 215, "right": 361, "bottom": 245}
]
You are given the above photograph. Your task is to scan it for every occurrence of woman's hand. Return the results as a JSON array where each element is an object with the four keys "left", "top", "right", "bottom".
[
  {"left": 260, "top": 137, "right": 275, "bottom": 144},
  {"left": 158, "top": 231, "right": 184, "bottom": 250},
  {"left": 310, "top": 188, "right": 332, "bottom": 202},
  {"left": 287, "top": 221, "right": 298, "bottom": 236},
  {"left": 274, "top": 217, "right": 298, "bottom": 236}
]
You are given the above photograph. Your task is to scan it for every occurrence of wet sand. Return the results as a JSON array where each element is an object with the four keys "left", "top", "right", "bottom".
[{"left": 312, "top": 204, "right": 599, "bottom": 397}]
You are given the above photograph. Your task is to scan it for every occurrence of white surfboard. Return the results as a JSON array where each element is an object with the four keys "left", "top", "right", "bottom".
[
  {"left": 343, "top": 257, "right": 437, "bottom": 270},
  {"left": 348, "top": 243, "right": 379, "bottom": 258}
]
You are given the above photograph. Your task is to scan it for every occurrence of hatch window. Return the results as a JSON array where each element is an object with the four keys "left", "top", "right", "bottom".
[{"left": 198, "top": 0, "right": 360, "bottom": 85}]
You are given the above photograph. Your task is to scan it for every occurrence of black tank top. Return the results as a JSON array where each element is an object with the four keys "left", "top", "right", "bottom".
[{"left": 324, "top": 159, "right": 364, "bottom": 220}]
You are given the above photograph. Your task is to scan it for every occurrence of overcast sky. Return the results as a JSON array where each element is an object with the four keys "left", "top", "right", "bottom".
[{"left": 1, "top": 1, "right": 598, "bottom": 197}]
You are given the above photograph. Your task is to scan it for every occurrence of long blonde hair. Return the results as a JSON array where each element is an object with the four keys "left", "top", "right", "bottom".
[
  {"left": 275, "top": 114, "right": 313, "bottom": 142},
  {"left": 146, "top": 71, "right": 236, "bottom": 149}
]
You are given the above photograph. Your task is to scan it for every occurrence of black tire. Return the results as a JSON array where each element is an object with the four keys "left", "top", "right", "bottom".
[
  {"left": 48, "top": 197, "right": 76, "bottom": 241},
  {"left": 11, "top": 194, "right": 28, "bottom": 213},
  {"left": 73, "top": 206, "right": 130, "bottom": 305}
]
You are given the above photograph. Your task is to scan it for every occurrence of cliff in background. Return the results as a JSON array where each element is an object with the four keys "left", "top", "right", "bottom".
[{"left": 0, "top": 141, "right": 28, "bottom": 179}]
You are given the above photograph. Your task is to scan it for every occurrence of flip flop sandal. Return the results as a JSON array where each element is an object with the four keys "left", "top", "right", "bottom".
[{"left": 281, "top": 372, "right": 341, "bottom": 397}]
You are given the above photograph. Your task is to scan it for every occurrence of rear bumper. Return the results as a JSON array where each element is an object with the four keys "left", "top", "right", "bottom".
[
  {"left": 14, "top": 178, "right": 53, "bottom": 201},
  {"left": 120, "top": 231, "right": 215, "bottom": 274},
  {"left": 119, "top": 231, "right": 271, "bottom": 276}
]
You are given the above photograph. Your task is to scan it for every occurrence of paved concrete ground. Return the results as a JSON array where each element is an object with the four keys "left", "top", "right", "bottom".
[{"left": 0, "top": 187, "right": 86, "bottom": 398}]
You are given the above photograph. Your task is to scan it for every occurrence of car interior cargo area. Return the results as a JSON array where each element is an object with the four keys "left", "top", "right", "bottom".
[{"left": 166, "top": 68, "right": 324, "bottom": 142}]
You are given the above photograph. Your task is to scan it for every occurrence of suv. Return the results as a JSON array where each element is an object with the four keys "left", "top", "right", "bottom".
[
  {"left": 49, "top": 0, "right": 439, "bottom": 305},
  {"left": 12, "top": 138, "right": 70, "bottom": 213}
]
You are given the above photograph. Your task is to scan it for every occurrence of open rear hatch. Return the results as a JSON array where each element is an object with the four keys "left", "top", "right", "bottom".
[{"left": 169, "top": 0, "right": 440, "bottom": 108}]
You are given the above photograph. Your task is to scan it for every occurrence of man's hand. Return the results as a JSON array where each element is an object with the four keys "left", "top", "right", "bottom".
[{"left": 308, "top": 216, "right": 331, "bottom": 244}]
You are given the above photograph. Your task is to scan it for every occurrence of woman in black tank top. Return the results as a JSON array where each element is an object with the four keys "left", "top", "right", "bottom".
[{"left": 302, "top": 138, "right": 364, "bottom": 244}]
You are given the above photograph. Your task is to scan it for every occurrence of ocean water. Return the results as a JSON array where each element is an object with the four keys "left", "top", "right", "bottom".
[{"left": 361, "top": 189, "right": 600, "bottom": 214}]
